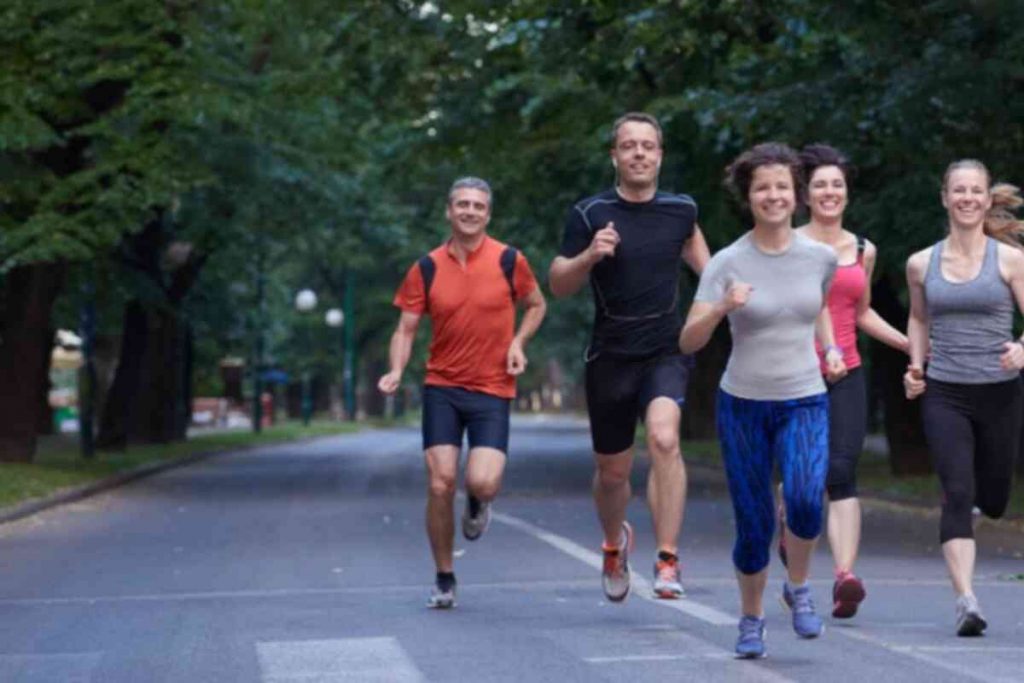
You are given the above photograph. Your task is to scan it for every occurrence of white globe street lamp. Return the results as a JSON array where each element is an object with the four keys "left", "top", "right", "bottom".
[
  {"left": 295, "top": 288, "right": 318, "bottom": 312},
  {"left": 325, "top": 308, "right": 344, "bottom": 328}
]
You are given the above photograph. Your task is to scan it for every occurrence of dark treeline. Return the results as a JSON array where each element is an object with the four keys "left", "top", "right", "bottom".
[{"left": 2, "top": 1, "right": 1022, "bottom": 474}]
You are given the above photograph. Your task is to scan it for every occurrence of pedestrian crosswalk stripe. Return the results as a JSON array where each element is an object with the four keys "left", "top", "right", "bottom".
[{"left": 257, "top": 637, "right": 425, "bottom": 682}]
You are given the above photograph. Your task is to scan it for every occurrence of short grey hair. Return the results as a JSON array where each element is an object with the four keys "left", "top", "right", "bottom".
[
  {"left": 448, "top": 176, "right": 492, "bottom": 206},
  {"left": 610, "top": 112, "right": 663, "bottom": 147}
]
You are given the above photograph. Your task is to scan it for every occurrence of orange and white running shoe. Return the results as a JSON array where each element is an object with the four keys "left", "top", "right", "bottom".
[
  {"left": 601, "top": 521, "right": 634, "bottom": 603},
  {"left": 653, "top": 553, "right": 684, "bottom": 599}
]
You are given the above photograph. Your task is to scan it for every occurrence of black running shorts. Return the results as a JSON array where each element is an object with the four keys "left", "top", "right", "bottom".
[
  {"left": 422, "top": 385, "right": 511, "bottom": 453},
  {"left": 584, "top": 353, "right": 692, "bottom": 455}
]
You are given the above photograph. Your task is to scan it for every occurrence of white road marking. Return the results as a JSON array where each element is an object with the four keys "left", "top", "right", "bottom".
[
  {"left": 585, "top": 653, "right": 732, "bottom": 663},
  {"left": 257, "top": 637, "right": 424, "bottom": 682},
  {"left": 836, "top": 629, "right": 1020, "bottom": 683},
  {"left": 0, "top": 652, "right": 101, "bottom": 683},
  {"left": 493, "top": 510, "right": 736, "bottom": 626}
]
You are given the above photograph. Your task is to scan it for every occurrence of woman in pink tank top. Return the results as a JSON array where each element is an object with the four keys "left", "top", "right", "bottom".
[{"left": 779, "top": 145, "right": 908, "bottom": 620}]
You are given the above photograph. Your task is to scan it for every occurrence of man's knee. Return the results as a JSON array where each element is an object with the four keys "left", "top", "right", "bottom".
[
  {"left": 595, "top": 459, "right": 631, "bottom": 489},
  {"left": 466, "top": 475, "right": 501, "bottom": 501},
  {"left": 428, "top": 472, "right": 457, "bottom": 499},
  {"left": 646, "top": 424, "right": 680, "bottom": 460}
]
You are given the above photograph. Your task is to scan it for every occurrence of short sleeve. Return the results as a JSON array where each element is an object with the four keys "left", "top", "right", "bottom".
[
  {"left": 821, "top": 251, "right": 838, "bottom": 298},
  {"left": 694, "top": 251, "right": 728, "bottom": 303},
  {"left": 393, "top": 262, "right": 427, "bottom": 313},
  {"left": 513, "top": 251, "right": 538, "bottom": 300},
  {"left": 558, "top": 205, "right": 592, "bottom": 258}
]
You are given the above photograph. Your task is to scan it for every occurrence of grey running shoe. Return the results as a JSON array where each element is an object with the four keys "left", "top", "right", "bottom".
[
  {"left": 955, "top": 594, "right": 987, "bottom": 637},
  {"left": 735, "top": 615, "right": 767, "bottom": 659},
  {"left": 786, "top": 583, "right": 824, "bottom": 638},
  {"left": 653, "top": 555, "right": 685, "bottom": 599},
  {"left": 461, "top": 496, "right": 490, "bottom": 541},
  {"left": 426, "top": 585, "right": 456, "bottom": 609},
  {"left": 601, "top": 521, "right": 634, "bottom": 603}
]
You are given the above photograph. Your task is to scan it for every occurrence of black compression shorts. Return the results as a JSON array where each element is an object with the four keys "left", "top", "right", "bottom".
[{"left": 584, "top": 353, "right": 691, "bottom": 454}]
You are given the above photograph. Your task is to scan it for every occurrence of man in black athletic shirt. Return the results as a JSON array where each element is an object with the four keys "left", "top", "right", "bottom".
[{"left": 549, "top": 112, "right": 709, "bottom": 602}]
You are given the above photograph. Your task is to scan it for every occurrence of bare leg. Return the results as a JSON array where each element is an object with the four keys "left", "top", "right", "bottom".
[
  {"left": 644, "top": 398, "right": 685, "bottom": 555},
  {"left": 943, "top": 538, "right": 977, "bottom": 596},
  {"left": 424, "top": 445, "right": 460, "bottom": 572},
  {"left": 594, "top": 449, "right": 633, "bottom": 546},
  {"left": 784, "top": 530, "right": 818, "bottom": 585},
  {"left": 464, "top": 446, "right": 507, "bottom": 503},
  {"left": 738, "top": 569, "right": 768, "bottom": 616},
  {"left": 827, "top": 497, "right": 861, "bottom": 573}
]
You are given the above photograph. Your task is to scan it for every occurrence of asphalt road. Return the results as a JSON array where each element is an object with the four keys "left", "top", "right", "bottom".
[{"left": 1, "top": 415, "right": 1022, "bottom": 682}]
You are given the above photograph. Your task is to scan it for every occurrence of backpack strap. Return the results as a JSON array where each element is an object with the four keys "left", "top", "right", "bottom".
[
  {"left": 500, "top": 247, "right": 518, "bottom": 301},
  {"left": 417, "top": 255, "right": 436, "bottom": 310},
  {"left": 856, "top": 235, "right": 866, "bottom": 265}
]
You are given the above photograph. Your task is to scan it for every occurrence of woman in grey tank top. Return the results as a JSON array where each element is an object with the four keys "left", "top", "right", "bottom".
[{"left": 904, "top": 159, "right": 1024, "bottom": 637}]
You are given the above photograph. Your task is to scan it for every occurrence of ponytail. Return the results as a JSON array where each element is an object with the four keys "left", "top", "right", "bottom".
[{"left": 984, "top": 183, "right": 1024, "bottom": 247}]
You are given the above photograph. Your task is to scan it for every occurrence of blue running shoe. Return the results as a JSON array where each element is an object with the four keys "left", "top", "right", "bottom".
[
  {"left": 735, "top": 615, "right": 767, "bottom": 659},
  {"left": 786, "top": 583, "right": 824, "bottom": 638}
]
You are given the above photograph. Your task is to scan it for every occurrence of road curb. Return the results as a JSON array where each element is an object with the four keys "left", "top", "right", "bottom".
[{"left": 0, "top": 432, "right": 351, "bottom": 526}]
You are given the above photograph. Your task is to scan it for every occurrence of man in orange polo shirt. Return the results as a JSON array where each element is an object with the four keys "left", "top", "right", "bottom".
[{"left": 378, "top": 177, "right": 547, "bottom": 609}]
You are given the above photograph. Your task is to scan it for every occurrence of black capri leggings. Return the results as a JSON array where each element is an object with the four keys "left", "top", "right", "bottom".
[
  {"left": 921, "top": 376, "right": 1023, "bottom": 543},
  {"left": 826, "top": 367, "right": 867, "bottom": 501}
]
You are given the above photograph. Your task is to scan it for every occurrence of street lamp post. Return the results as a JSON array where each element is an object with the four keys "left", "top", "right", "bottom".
[
  {"left": 294, "top": 288, "right": 318, "bottom": 426},
  {"left": 325, "top": 308, "right": 344, "bottom": 420}
]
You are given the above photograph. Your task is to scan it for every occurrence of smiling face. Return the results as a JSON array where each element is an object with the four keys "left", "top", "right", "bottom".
[
  {"left": 807, "top": 165, "right": 848, "bottom": 222},
  {"left": 942, "top": 166, "right": 991, "bottom": 230},
  {"left": 610, "top": 120, "right": 663, "bottom": 190},
  {"left": 748, "top": 164, "right": 797, "bottom": 229},
  {"left": 446, "top": 187, "right": 491, "bottom": 239}
]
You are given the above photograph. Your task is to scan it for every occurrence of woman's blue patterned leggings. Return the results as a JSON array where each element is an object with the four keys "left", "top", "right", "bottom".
[{"left": 716, "top": 389, "right": 829, "bottom": 575}]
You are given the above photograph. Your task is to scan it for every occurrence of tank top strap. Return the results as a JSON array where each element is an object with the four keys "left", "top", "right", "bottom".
[
  {"left": 855, "top": 235, "right": 866, "bottom": 265},
  {"left": 925, "top": 239, "right": 944, "bottom": 282},
  {"left": 982, "top": 237, "right": 999, "bottom": 277}
]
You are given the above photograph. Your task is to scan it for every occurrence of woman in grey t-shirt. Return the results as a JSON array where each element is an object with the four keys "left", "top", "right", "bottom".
[
  {"left": 680, "top": 142, "right": 844, "bottom": 659},
  {"left": 903, "top": 159, "right": 1024, "bottom": 636}
]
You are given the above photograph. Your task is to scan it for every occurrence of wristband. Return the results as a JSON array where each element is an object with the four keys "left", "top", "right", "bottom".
[{"left": 823, "top": 344, "right": 842, "bottom": 357}]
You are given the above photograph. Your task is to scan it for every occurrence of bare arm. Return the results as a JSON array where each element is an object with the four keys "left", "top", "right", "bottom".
[
  {"left": 549, "top": 223, "right": 620, "bottom": 297},
  {"left": 507, "top": 287, "right": 547, "bottom": 375},
  {"left": 903, "top": 250, "right": 930, "bottom": 398},
  {"left": 681, "top": 224, "right": 711, "bottom": 275},
  {"left": 855, "top": 242, "right": 909, "bottom": 352},
  {"left": 816, "top": 303, "right": 847, "bottom": 382},
  {"left": 377, "top": 311, "right": 422, "bottom": 394},
  {"left": 997, "top": 244, "right": 1024, "bottom": 370},
  {"left": 680, "top": 281, "right": 751, "bottom": 354}
]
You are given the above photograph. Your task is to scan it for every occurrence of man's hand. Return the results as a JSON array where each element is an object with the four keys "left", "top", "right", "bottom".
[
  {"left": 507, "top": 339, "right": 527, "bottom": 376},
  {"left": 587, "top": 222, "right": 620, "bottom": 263},
  {"left": 377, "top": 369, "right": 402, "bottom": 395}
]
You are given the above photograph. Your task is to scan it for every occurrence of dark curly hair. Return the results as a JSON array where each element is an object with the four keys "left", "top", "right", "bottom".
[
  {"left": 725, "top": 142, "right": 804, "bottom": 208},
  {"left": 800, "top": 143, "right": 854, "bottom": 185}
]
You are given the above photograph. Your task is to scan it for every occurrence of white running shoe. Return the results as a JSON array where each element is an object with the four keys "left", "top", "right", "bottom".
[
  {"left": 601, "top": 521, "right": 634, "bottom": 603},
  {"left": 461, "top": 497, "right": 491, "bottom": 541}
]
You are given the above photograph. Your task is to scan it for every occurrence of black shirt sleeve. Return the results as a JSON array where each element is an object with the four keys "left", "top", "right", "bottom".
[{"left": 559, "top": 204, "right": 592, "bottom": 258}]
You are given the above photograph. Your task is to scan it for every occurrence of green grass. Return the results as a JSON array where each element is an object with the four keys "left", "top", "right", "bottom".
[
  {"left": 677, "top": 438, "right": 1024, "bottom": 520},
  {"left": 0, "top": 419, "right": 387, "bottom": 509}
]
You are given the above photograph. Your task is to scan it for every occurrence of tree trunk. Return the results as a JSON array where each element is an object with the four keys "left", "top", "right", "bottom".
[
  {"left": 98, "top": 302, "right": 190, "bottom": 448},
  {"left": 871, "top": 274, "right": 931, "bottom": 475},
  {"left": 0, "top": 263, "right": 65, "bottom": 462}
]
